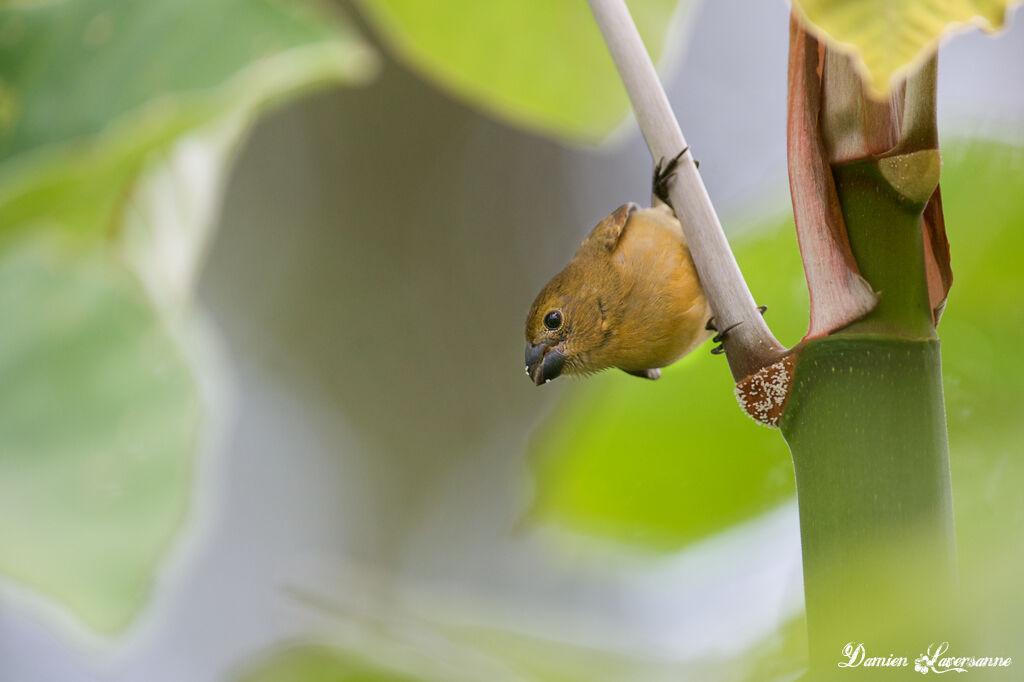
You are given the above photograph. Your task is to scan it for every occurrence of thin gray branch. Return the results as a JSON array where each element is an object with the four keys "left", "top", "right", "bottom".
[{"left": 588, "top": 0, "right": 783, "bottom": 378}]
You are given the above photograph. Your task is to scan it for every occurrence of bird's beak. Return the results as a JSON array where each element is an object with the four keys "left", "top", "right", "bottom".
[{"left": 525, "top": 342, "right": 566, "bottom": 386}]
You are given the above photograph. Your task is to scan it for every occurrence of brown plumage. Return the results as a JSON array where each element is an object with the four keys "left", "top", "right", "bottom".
[{"left": 524, "top": 199, "right": 711, "bottom": 385}]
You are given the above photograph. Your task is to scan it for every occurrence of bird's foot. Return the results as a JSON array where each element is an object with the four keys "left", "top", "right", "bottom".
[
  {"left": 653, "top": 147, "right": 687, "bottom": 204},
  {"left": 706, "top": 318, "right": 742, "bottom": 355},
  {"left": 653, "top": 149, "right": 700, "bottom": 205},
  {"left": 705, "top": 305, "right": 767, "bottom": 355}
]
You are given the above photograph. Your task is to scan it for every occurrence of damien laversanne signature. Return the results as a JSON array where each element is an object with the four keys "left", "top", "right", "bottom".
[{"left": 839, "top": 641, "right": 1012, "bottom": 674}]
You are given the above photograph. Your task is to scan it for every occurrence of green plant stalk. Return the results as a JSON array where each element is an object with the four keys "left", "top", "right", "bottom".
[{"left": 781, "top": 161, "right": 957, "bottom": 673}]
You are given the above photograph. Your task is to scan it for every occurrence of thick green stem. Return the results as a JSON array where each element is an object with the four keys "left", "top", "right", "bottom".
[
  {"left": 783, "top": 158, "right": 956, "bottom": 673},
  {"left": 782, "top": 336, "right": 956, "bottom": 673}
]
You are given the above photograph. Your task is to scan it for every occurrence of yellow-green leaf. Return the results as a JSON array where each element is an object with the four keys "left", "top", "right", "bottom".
[
  {"left": 353, "top": 0, "right": 686, "bottom": 143},
  {"left": 792, "top": 0, "right": 1014, "bottom": 94}
]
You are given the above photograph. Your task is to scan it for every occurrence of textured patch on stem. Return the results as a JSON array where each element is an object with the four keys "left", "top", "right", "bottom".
[
  {"left": 734, "top": 354, "right": 795, "bottom": 428},
  {"left": 786, "top": 16, "right": 878, "bottom": 340}
]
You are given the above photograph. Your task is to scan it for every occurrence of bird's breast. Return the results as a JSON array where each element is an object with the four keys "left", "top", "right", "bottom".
[{"left": 604, "top": 207, "right": 711, "bottom": 370}]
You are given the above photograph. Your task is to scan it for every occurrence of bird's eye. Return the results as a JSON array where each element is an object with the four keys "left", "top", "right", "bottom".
[{"left": 543, "top": 310, "right": 563, "bottom": 330}]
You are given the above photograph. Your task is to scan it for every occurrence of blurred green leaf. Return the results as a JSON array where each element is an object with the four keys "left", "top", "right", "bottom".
[
  {"left": 0, "top": 0, "right": 377, "bottom": 237},
  {"left": 0, "top": 235, "right": 200, "bottom": 633},
  {"left": 236, "top": 643, "right": 423, "bottom": 682},
  {"left": 935, "top": 140, "right": 1024, "bottom": 655},
  {"left": 353, "top": 0, "right": 685, "bottom": 142},
  {"left": 0, "top": 0, "right": 378, "bottom": 632},
  {"left": 531, "top": 139, "right": 1024, "bottom": 555}
]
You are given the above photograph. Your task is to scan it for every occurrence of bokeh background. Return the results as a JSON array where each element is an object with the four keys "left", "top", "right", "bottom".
[{"left": 1, "top": 0, "right": 1023, "bottom": 680}]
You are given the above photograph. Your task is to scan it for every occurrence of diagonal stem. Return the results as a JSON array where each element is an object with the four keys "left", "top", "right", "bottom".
[{"left": 587, "top": 0, "right": 784, "bottom": 380}]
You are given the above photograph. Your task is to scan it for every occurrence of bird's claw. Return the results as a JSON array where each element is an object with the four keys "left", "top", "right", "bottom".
[
  {"left": 653, "top": 148, "right": 702, "bottom": 204},
  {"left": 706, "top": 305, "right": 767, "bottom": 355},
  {"left": 709, "top": 321, "right": 742, "bottom": 354},
  {"left": 653, "top": 147, "right": 688, "bottom": 204}
]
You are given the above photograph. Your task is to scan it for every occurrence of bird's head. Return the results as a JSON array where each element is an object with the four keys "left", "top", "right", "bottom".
[{"left": 524, "top": 261, "right": 610, "bottom": 386}]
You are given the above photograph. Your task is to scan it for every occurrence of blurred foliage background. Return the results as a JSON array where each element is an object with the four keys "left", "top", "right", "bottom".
[{"left": 0, "top": 0, "right": 1021, "bottom": 680}]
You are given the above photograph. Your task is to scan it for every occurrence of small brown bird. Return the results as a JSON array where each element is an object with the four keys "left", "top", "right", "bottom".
[{"left": 524, "top": 155, "right": 712, "bottom": 385}]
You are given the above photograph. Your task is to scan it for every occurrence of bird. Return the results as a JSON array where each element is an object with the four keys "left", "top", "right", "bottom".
[{"left": 524, "top": 152, "right": 712, "bottom": 386}]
